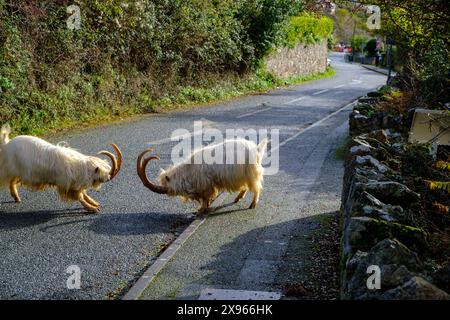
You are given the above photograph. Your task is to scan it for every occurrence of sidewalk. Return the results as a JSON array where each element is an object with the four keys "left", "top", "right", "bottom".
[{"left": 360, "top": 64, "right": 396, "bottom": 77}]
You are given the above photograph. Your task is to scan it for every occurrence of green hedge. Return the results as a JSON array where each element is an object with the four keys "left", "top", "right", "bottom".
[{"left": 0, "top": 1, "right": 336, "bottom": 134}]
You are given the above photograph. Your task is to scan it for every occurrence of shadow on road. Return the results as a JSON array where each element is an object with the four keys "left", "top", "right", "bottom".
[
  {"left": 0, "top": 209, "right": 88, "bottom": 230},
  {"left": 88, "top": 211, "right": 193, "bottom": 236},
  {"left": 0, "top": 207, "right": 192, "bottom": 236}
]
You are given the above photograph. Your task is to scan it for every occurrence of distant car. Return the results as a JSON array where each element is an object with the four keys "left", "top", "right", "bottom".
[{"left": 327, "top": 58, "right": 331, "bottom": 67}]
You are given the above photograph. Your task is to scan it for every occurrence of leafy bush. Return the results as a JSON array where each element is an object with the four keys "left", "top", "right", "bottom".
[
  {"left": 351, "top": 35, "right": 368, "bottom": 53},
  {"left": 416, "top": 39, "right": 450, "bottom": 105},
  {"left": 0, "top": 0, "right": 334, "bottom": 134},
  {"left": 234, "top": 0, "right": 303, "bottom": 67},
  {"left": 283, "top": 12, "right": 333, "bottom": 48}
]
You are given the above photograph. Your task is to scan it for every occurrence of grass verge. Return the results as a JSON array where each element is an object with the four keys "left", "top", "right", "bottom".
[{"left": 6, "top": 67, "right": 335, "bottom": 137}]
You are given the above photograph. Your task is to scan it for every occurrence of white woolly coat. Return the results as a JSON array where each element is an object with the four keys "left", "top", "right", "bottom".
[
  {"left": 159, "top": 138, "right": 267, "bottom": 200},
  {"left": 0, "top": 133, "right": 110, "bottom": 200}
]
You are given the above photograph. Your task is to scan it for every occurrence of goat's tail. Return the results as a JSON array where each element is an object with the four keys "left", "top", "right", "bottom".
[
  {"left": 257, "top": 138, "right": 268, "bottom": 163},
  {"left": 0, "top": 124, "right": 11, "bottom": 146}
]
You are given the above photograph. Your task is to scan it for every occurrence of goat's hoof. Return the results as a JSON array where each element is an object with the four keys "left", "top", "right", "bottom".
[
  {"left": 14, "top": 199, "right": 21, "bottom": 204},
  {"left": 249, "top": 203, "right": 256, "bottom": 209},
  {"left": 196, "top": 208, "right": 209, "bottom": 216}
]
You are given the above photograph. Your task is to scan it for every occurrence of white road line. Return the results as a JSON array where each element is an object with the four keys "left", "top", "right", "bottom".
[
  {"left": 351, "top": 78, "right": 363, "bottom": 85},
  {"left": 271, "top": 99, "right": 357, "bottom": 153},
  {"left": 312, "top": 89, "right": 329, "bottom": 95},
  {"left": 333, "top": 84, "right": 345, "bottom": 89},
  {"left": 236, "top": 107, "right": 272, "bottom": 119},
  {"left": 284, "top": 96, "right": 305, "bottom": 105}
]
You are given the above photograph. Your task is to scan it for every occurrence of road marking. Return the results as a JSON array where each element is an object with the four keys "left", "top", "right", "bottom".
[
  {"left": 271, "top": 99, "right": 357, "bottom": 153},
  {"left": 236, "top": 107, "right": 272, "bottom": 119},
  {"left": 312, "top": 89, "right": 329, "bottom": 95},
  {"left": 284, "top": 96, "right": 305, "bottom": 104},
  {"left": 333, "top": 84, "right": 345, "bottom": 89},
  {"left": 351, "top": 78, "right": 363, "bottom": 85}
]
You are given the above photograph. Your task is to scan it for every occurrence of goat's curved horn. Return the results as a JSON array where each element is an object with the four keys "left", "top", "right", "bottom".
[
  {"left": 98, "top": 151, "right": 117, "bottom": 179},
  {"left": 110, "top": 143, "right": 123, "bottom": 176},
  {"left": 137, "top": 149, "right": 168, "bottom": 195},
  {"left": 98, "top": 144, "right": 123, "bottom": 180}
]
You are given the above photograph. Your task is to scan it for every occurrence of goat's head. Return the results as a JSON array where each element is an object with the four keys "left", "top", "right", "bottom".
[{"left": 93, "top": 143, "right": 123, "bottom": 188}]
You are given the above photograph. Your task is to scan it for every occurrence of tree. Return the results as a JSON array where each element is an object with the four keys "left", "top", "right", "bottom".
[
  {"left": 364, "top": 38, "right": 377, "bottom": 57},
  {"left": 336, "top": 0, "right": 450, "bottom": 108}
]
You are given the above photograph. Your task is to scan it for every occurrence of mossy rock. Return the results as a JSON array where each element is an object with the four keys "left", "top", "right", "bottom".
[
  {"left": 390, "top": 223, "right": 428, "bottom": 252},
  {"left": 347, "top": 217, "right": 391, "bottom": 252},
  {"left": 346, "top": 217, "right": 427, "bottom": 254},
  {"left": 354, "top": 103, "right": 376, "bottom": 116},
  {"left": 358, "top": 96, "right": 380, "bottom": 105},
  {"left": 364, "top": 181, "right": 420, "bottom": 207}
]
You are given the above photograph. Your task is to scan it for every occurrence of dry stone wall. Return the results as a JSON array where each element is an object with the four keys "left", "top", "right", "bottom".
[{"left": 265, "top": 42, "right": 328, "bottom": 78}]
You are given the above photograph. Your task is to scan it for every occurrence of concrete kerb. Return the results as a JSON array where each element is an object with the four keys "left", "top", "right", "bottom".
[{"left": 122, "top": 192, "right": 228, "bottom": 300}]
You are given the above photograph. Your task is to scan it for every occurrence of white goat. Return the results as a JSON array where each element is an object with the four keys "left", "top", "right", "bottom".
[
  {"left": 0, "top": 124, "right": 122, "bottom": 213},
  {"left": 137, "top": 138, "right": 268, "bottom": 214}
]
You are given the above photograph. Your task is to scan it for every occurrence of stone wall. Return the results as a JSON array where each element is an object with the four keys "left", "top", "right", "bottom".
[
  {"left": 340, "top": 93, "right": 450, "bottom": 300},
  {"left": 265, "top": 42, "right": 328, "bottom": 78}
]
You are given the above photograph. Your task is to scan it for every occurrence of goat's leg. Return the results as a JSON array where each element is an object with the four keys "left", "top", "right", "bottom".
[
  {"left": 196, "top": 198, "right": 209, "bottom": 215},
  {"left": 9, "top": 178, "right": 21, "bottom": 203},
  {"left": 249, "top": 187, "right": 260, "bottom": 209},
  {"left": 234, "top": 189, "right": 247, "bottom": 203},
  {"left": 78, "top": 192, "right": 100, "bottom": 213},
  {"left": 82, "top": 191, "right": 100, "bottom": 208}
]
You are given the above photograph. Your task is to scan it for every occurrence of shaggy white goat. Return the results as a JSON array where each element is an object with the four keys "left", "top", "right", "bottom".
[
  {"left": 137, "top": 138, "right": 268, "bottom": 214},
  {"left": 0, "top": 124, "right": 122, "bottom": 213}
]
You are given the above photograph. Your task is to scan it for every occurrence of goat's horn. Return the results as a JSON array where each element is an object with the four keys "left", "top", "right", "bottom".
[
  {"left": 98, "top": 151, "right": 118, "bottom": 180},
  {"left": 137, "top": 149, "right": 168, "bottom": 195},
  {"left": 110, "top": 143, "right": 123, "bottom": 176},
  {"left": 98, "top": 144, "right": 123, "bottom": 180}
]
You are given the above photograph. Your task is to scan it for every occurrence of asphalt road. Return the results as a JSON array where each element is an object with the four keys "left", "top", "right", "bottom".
[{"left": 0, "top": 53, "right": 386, "bottom": 299}]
